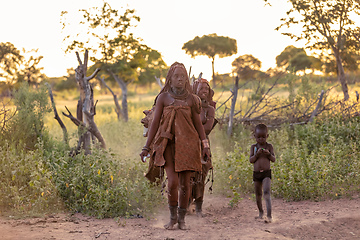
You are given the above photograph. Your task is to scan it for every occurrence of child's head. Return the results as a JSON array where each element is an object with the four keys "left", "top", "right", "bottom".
[{"left": 254, "top": 123, "right": 268, "bottom": 144}]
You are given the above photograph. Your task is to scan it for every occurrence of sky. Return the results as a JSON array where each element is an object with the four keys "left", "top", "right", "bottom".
[{"left": 0, "top": 0, "right": 302, "bottom": 80}]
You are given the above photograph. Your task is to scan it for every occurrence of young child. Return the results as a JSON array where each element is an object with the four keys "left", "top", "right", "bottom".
[{"left": 249, "top": 123, "right": 275, "bottom": 223}]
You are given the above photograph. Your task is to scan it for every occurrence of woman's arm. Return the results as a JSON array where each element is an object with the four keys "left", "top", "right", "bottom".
[
  {"left": 192, "top": 105, "right": 211, "bottom": 160},
  {"left": 203, "top": 106, "right": 215, "bottom": 135},
  {"left": 140, "top": 94, "right": 164, "bottom": 161}
]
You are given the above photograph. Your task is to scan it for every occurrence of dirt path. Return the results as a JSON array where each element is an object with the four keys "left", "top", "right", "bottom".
[{"left": 1, "top": 193, "right": 360, "bottom": 240}]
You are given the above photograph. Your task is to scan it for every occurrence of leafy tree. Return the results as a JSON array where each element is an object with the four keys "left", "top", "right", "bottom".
[
  {"left": 62, "top": 2, "right": 166, "bottom": 121},
  {"left": 276, "top": 45, "right": 318, "bottom": 73},
  {"left": 16, "top": 49, "right": 46, "bottom": 87},
  {"left": 232, "top": 54, "right": 262, "bottom": 80},
  {"left": 54, "top": 68, "right": 78, "bottom": 91},
  {"left": 270, "top": 0, "right": 360, "bottom": 100},
  {"left": 182, "top": 33, "right": 237, "bottom": 88},
  {"left": 5, "top": 82, "right": 51, "bottom": 150},
  {"left": 0, "top": 42, "right": 23, "bottom": 84},
  {"left": 135, "top": 48, "right": 168, "bottom": 86},
  {"left": 0, "top": 43, "right": 45, "bottom": 93}
]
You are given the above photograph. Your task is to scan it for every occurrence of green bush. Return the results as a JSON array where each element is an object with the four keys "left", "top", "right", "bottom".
[
  {"left": 0, "top": 141, "right": 63, "bottom": 216},
  {"left": 3, "top": 82, "right": 52, "bottom": 151},
  {"left": 218, "top": 116, "right": 360, "bottom": 204},
  {"left": 46, "top": 147, "right": 164, "bottom": 218}
]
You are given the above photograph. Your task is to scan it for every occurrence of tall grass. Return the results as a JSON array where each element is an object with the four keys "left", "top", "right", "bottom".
[
  {"left": 214, "top": 116, "right": 360, "bottom": 204},
  {"left": 2, "top": 77, "right": 360, "bottom": 218}
]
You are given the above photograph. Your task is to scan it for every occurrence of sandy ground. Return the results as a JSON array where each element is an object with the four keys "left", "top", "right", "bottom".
[{"left": 1, "top": 193, "right": 360, "bottom": 240}]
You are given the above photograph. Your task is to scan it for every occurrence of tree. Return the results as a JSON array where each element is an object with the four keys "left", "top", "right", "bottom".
[
  {"left": 0, "top": 43, "right": 45, "bottom": 93},
  {"left": 54, "top": 68, "right": 78, "bottom": 91},
  {"left": 276, "top": 45, "right": 317, "bottom": 73},
  {"left": 182, "top": 33, "right": 237, "bottom": 88},
  {"left": 271, "top": 0, "right": 360, "bottom": 100},
  {"left": 16, "top": 49, "right": 45, "bottom": 87},
  {"left": 232, "top": 54, "right": 262, "bottom": 80},
  {"left": 62, "top": 2, "right": 166, "bottom": 121},
  {"left": 0, "top": 42, "right": 23, "bottom": 84},
  {"left": 136, "top": 48, "right": 168, "bottom": 87}
]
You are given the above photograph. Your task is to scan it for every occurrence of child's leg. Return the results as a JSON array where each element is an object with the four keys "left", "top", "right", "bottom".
[
  {"left": 254, "top": 181, "right": 264, "bottom": 218},
  {"left": 262, "top": 177, "right": 272, "bottom": 221}
]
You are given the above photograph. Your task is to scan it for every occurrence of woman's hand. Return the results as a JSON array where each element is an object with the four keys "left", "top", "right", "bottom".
[
  {"left": 202, "top": 148, "right": 211, "bottom": 162},
  {"left": 140, "top": 149, "right": 150, "bottom": 163}
]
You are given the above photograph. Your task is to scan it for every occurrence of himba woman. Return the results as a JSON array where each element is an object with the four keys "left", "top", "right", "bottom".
[
  {"left": 139, "top": 62, "right": 211, "bottom": 230},
  {"left": 190, "top": 78, "right": 216, "bottom": 217}
]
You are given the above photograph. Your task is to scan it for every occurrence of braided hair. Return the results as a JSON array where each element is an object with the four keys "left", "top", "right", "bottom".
[{"left": 154, "top": 62, "right": 192, "bottom": 104}]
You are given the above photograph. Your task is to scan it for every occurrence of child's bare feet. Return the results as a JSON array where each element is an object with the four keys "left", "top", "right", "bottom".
[{"left": 264, "top": 217, "right": 272, "bottom": 223}]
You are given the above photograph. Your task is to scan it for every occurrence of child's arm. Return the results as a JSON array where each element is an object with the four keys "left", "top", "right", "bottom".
[
  {"left": 264, "top": 144, "right": 276, "bottom": 162},
  {"left": 249, "top": 145, "right": 258, "bottom": 163}
]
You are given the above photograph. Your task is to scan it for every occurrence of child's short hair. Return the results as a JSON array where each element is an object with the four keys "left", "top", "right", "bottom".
[{"left": 255, "top": 123, "right": 268, "bottom": 132}]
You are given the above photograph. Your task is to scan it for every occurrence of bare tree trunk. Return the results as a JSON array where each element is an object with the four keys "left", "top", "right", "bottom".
[
  {"left": 96, "top": 76, "right": 122, "bottom": 120},
  {"left": 108, "top": 70, "right": 129, "bottom": 122},
  {"left": 75, "top": 50, "right": 105, "bottom": 154},
  {"left": 211, "top": 56, "right": 216, "bottom": 88},
  {"left": 227, "top": 76, "right": 239, "bottom": 137},
  {"left": 333, "top": 48, "right": 349, "bottom": 101}
]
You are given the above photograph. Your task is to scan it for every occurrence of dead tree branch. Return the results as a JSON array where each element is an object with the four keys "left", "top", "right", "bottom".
[{"left": 45, "top": 83, "right": 68, "bottom": 144}]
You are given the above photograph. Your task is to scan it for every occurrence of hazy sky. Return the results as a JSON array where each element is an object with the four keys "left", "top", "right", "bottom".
[{"left": 1, "top": 0, "right": 302, "bottom": 79}]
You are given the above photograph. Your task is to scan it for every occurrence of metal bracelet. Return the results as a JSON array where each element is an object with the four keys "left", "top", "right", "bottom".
[
  {"left": 202, "top": 139, "right": 210, "bottom": 149},
  {"left": 142, "top": 146, "right": 151, "bottom": 152}
]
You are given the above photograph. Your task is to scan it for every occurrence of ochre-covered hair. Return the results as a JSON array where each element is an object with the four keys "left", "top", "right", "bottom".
[
  {"left": 154, "top": 62, "right": 192, "bottom": 103},
  {"left": 192, "top": 78, "right": 216, "bottom": 108}
]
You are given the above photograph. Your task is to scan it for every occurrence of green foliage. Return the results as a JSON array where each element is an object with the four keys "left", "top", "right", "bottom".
[
  {"left": 218, "top": 116, "right": 360, "bottom": 203},
  {"left": 232, "top": 54, "right": 266, "bottom": 81},
  {"left": 183, "top": 33, "right": 237, "bottom": 59},
  {"left": 2, "top": 82, "right": 52, "bottom": 151},
  {"left": 213, "top": 142, "right": 253, "bottom": 207},
  {"left": 47, "top": 147, "right": 163, "bottom": 218},
  {"left": 0, "top": 42, "right": 23, "bottom": 84},
  {"left": 0, "top": 141, "right": 63, "bottom": 216},
  {"left": 274, "top": 118, "right": 360, "bottom": 201},
  {"left": 54, "top": 68, "right": 78, "bottom": 91}
]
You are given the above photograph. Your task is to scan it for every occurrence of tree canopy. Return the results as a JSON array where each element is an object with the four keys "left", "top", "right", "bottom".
[
  {"left": 0, "top": 42, "right": 45, "bottom": 89},
  {"left": 232, "top": 54, "right": 262, "bottom": 80},
  {"left": 0, "top": 42, "right": 23, "bottom": 84},
  {"left": 61, "top": 1, "right": 167, "bottom": 85},
  {"left": 270, "top": 0, "right": 360, "bottom": 100},
  {"left": 182, "top": 33, "right": 237, "bottom": 87},
  {"left": 276, "top": 45, "right": 320, "bottom": 73}
]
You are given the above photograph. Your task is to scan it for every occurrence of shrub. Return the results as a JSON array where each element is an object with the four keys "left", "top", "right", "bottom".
[
  {"left": 219, "top": 116, "right": 360, "bottom": 204},
  {"left": 3, "top": 82, "right": 52, "bottom": 151},
  {"left": 46, "top": 147, "right": 164, "bottom": 218},
  {"left": 0, "top": 141, "right": 63, "bottom": 216}
]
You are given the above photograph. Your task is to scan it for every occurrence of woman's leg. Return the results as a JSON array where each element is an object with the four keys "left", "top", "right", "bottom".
[
  {"left": 178, "top": 171, "right": 192, "bottom": 209},
  {"left": 163, "top": 145, "right": 178, "bottom": 230},
  {"left": 178, "top": 170, "right": 192, "bottom": 230},
  {"left": 164, "top": 145, "right": 178, "bottom": 206}
]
